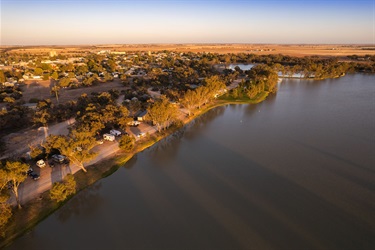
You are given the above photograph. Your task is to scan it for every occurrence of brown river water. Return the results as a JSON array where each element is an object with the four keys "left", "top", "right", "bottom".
[{"left": 5, "top": 74, "right": 375, "bottom": 250}]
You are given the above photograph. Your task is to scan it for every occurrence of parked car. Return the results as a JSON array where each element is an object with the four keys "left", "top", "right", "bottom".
[
  {"left": 36, "top": 159, "right": 46, "bottom": 168},
  {"left": 103, "top": 133, "right": 115, "bottom": 141},
  {"left": 29, "top": 172, "right": 40, "bottom": 180},
  {"left": 52, "top": 154, "right": 67, "bottom": 163},
  {"left": 110, "top": 129, "right": 122, "bottom": 136}
]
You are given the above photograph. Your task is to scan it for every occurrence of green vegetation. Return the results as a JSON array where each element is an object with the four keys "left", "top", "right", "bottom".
[
  {"left": 119, "top": 135, "right": 135, "bottom": 152},
  {"left": 0, "top": 161, "right": 29, "bottom": 209},
  {"left": 219, "top": 91, "right": 269, "bottom": 104},
  {"left": 50, "top": 174, "right": 76, "bottom": 203},
  {"left": 147, "top": 95, "right": 179, "bottom": 132},
  {"left": 180, "top": 75, "right": 226, "bottom": 115},
  {"left": 0, "top": 177, "right": 12, "bottom": 237}
]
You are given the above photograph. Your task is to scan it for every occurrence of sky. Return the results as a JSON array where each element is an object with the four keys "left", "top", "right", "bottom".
[{"left": 1, "top": 0, "right": 374, "bottom": 45}]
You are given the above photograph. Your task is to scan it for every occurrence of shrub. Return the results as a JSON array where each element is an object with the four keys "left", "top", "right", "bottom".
[{"left": 119, "top": 135, "right": 135, "bottom": 152}]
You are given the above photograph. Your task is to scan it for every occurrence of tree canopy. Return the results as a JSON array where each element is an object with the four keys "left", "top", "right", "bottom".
[
  {"left": 1, "top": 161, "right": 29, "bottom": 209},
  {"left": 147, "top": 95, "right": 179, "bottom": 132},
  {"left": 50, "top": 174, "right": 76, "bottom": 203}
]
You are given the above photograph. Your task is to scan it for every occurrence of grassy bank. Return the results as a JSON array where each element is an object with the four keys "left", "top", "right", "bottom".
[
  {"left": 218, "top": 91, "right": 269, "bottom": 104},
  {"left": 0, "top": 92, "right": 269, "bottom": 248}
]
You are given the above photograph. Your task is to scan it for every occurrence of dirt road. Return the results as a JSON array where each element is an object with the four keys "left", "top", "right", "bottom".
[{"left": 0, "top": 118, "right": 75, "bottom": 160}]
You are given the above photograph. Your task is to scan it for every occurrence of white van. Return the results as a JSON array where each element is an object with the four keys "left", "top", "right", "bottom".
[{"left": 103, "top": 133, "right": 115, "bottom": 141}]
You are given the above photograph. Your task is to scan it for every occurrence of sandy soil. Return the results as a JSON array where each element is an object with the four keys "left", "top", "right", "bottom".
[{"left": 0, "top": 118, "right": 75, "bottom": 160}]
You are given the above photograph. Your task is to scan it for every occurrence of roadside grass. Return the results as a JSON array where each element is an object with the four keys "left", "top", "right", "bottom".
[{"left": 0, "top": 90, "right": 271, "bottom": 248}]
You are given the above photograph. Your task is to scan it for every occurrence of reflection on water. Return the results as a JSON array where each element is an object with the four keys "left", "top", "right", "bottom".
[
  {"left": 55, "top": 182, "right": 103, "bottom": 223},
  {"left": 5, "top": 74, "right": 375, "bottom": 250}
]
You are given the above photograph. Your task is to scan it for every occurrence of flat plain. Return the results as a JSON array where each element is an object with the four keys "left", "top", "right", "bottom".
[{"left": 2, "top": 44, "right": 375, "bottom": 57}]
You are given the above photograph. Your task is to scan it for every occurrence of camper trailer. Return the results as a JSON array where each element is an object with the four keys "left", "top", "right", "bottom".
[{"left": 103, "top": 133, "right": 115, "bottom": 141}]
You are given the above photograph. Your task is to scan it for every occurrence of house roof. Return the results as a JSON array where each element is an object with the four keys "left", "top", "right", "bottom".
[{"left": 135, "top": 110, "right": 147, "bottom": 117}]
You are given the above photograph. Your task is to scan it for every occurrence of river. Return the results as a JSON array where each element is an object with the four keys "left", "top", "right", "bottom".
[{"left": 5, "top": 74, "right": 375, "bottom": 250}]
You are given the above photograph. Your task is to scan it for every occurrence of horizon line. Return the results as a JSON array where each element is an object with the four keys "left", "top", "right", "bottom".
[{"left": 1, "top": 43, "right": 375, "bottom": 47}]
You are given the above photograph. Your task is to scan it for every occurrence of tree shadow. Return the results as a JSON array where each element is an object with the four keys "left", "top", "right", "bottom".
[{"left": 55, "top": 182, "right": 103, "bottom": 223}]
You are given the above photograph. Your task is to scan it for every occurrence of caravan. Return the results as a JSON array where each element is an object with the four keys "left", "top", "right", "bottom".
[{"left": 103, "top": 133, "right": 115, "bottom": 141}]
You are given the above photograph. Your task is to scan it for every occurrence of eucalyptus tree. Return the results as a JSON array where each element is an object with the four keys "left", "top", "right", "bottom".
[
  {"left": 1, "top": 161, "right": 29, "bottom": 209},
  {"left": 50, "top": 174, "right": 76, "bottom": 203},
  {"left": 43, "top": 131, "right": 97, "bottom": 173},
  {"left": 147, "top": 95, "right": 179, "bottom": 132},
  {"left": 180, "top": 89, "right": 198, "bottom": 116}
]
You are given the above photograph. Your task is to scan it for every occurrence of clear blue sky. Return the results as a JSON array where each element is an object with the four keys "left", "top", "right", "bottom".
[{"left": 1, "top": 0, "right": 374, "bottom": 45}]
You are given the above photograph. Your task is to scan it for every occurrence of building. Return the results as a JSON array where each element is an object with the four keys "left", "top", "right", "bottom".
[{"left": 135, "top": 110, "right": 148, "bottom": 121}]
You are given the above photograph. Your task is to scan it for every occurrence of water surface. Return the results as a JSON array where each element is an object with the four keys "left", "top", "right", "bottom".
[{"left": 6, "top": 74, "right": 375, "bottom": 250}]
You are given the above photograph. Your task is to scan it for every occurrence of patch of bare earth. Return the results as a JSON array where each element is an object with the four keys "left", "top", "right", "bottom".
[{"left": 21, "top": 79, "right": 129, "bottom": 104}]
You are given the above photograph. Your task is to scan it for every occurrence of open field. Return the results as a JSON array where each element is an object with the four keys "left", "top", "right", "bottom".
[
  {"left": 20, "top": 79, "right": 129, "bottom": 104},
  {"left": 2, "top": 44, "right": 375, "bottom": 57}
]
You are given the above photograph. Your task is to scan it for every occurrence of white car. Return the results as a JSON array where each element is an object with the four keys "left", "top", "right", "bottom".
[
  {"left": 110, "top": 129, "right": 122, "bottom": 136},
  {"left": 36, "top": 159, "right": 46, "bottom": 168}
]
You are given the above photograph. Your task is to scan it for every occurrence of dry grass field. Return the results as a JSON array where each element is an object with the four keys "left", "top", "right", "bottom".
[{"left": 2, "top": 44, "right": 375, "bottom": 57}]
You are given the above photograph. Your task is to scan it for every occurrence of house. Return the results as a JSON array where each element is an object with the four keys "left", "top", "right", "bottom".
[{"left": 135, "top": 110, "right": 147, "bottom": 121}]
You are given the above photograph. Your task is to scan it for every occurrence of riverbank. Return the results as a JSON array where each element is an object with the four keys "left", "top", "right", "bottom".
[{"left": 0, "top": 91, "right": 270, "bottom": 249}]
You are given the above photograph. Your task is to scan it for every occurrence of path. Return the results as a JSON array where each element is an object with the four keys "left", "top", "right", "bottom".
[
  {"left": 147, "top": 87, "right": 161, "bottom": 99},
  {"left": 0, "top": 118, "right": 75, "bottom": 160}
]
